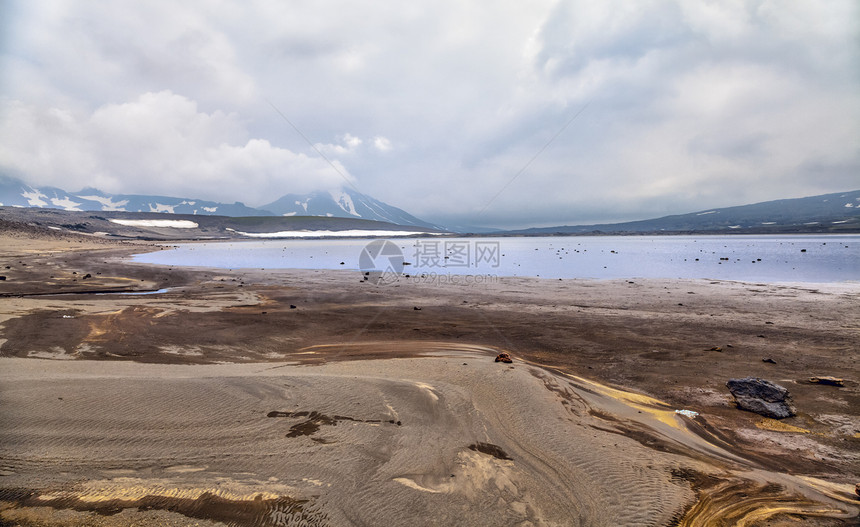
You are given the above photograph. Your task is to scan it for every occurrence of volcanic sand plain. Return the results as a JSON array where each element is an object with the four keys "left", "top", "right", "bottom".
[{"left": 0, "top": 230, "right": 858, "bottom": 526}]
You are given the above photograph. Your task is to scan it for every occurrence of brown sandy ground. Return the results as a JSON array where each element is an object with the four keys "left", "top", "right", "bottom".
[{"left": 0, "top": 229, "right": 858, "bottom": 525}]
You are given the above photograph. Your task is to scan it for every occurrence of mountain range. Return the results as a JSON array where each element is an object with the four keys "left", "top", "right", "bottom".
[
  {"left": 1, "top": 175, "right": 858, "bottom": 234},
  {"left": 0, "top": 175, "right": 440, "bottom": 230},
  {"left": 502, "top": 190, "right": 860, "bottom": 235}
]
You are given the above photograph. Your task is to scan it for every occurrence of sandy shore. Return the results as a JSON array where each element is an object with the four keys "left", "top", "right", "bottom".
[{"left": 0, "top": 233, "right": 858, "bottom": 525}]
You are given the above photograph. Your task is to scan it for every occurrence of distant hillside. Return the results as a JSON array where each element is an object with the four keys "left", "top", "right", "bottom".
[
  {"left": 0, "top": 207, "right": 446, "bottom": 241},
  {"left": 501, "top": 190, "right": 860, "bottom": 235}
]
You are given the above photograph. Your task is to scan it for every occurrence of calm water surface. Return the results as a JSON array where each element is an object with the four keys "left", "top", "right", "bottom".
[{"left": 134, "top": 235, "right": 859, "bottom": 283}]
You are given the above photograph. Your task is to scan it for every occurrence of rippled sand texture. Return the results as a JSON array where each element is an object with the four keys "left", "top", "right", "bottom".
[{"left": 1, "top": 346, "right": 857, "bottom": 526}]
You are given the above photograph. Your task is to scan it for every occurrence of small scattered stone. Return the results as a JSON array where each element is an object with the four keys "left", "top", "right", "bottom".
[
  {"left": 809, "top": 376, "right": 844, "bottom": 387},
  {"left": 709, "top": 346, "right": 723, "bottom": 352},
  {"left": 762, "top": 358, "right": 777, "bottom": 364},
  {"left": 290, "top": 305, "right": 297, "bottom": 309},
  {"left": 413, "top": 306, "right": 421, "bottom": 310}
]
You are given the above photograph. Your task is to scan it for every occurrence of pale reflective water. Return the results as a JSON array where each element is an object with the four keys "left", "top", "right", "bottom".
[{"left": 134, "top": 235, "right": 859, "bottom": 283}]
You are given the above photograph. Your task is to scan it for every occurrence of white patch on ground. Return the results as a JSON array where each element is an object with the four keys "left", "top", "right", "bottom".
[
  {"left": 295, "top": 199, "right": 309, "bottom": 212},
  {"left": 27, "top": 347, "right": 76, "bottom": 360},
  {"left": 394, "top": 477, "right": 442, "bottom": 493},
  {"left": 814, "top": 414, "right": 860, "bottom": 436},
  {"left": 159, "top": 346, "right": 204, "bottom": 357},
  {"left": 77, "top": 195, "right": 129, "bottom": 211},
  {"left": 845, "top": 203, "right": 854, "bottom": 208},
  {"left": 227, "top": 229, "right": 438, "bottom": 238},
  {"left": 202, "top": 206, "right": 217, "bottom": 212},
  {"left": 414, "top": 382, "right": 439, "bottom": 402},
  {"left": 728, "top": 225, "right": 741, "bottom": 229},
  {"left": 832, "top": 220, "right": 848, "bottom": 224},
  {"left": 21, "top": 189, "right": 48, "bottom": 207},
  {"left": 696, "top": 210, "right": 717, "bottom": 216},
  {"left": 148, "top": 203, "right": 176, "bottom": 213},
  {"left": 282, "top": 212, "right": 297, "bottom": 216},
  {"left": 110, "top": 219, "right": 198, "bottom": 228},
  {"left": 761, "top": 222, "right": 776, "bottom": 225},
  {"left": 164, "top": 465, "right": 207, "bottom": 473}
]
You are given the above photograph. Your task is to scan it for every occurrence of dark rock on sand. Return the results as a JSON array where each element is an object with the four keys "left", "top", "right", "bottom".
[
  {"left": 495, "top": 353, "right": 513, "bottom": 363},
  {"left": 726, "top": 377, "right": 796, "bottom": 419},
  {"left": 762, "top": 358, "right": 777, "bottom": 364},
  {"left": 809, "top": 376, "right": 844, "bottom": 387}
]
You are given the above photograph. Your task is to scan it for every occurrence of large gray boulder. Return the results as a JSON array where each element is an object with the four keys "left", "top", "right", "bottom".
[{"left": 726, "top": 377, "right": 796, "bottom": 419}]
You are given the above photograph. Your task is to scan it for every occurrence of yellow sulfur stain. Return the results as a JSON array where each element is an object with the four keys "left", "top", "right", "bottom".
[
  {"left": 755, "top": 419, "right": 810, "bottom": 434},
  {"left": 798, "top": 476, "right": 860, "bottom": 505},
  {"left": 563, "top": 372, "right": 682, "bottom": 429}
]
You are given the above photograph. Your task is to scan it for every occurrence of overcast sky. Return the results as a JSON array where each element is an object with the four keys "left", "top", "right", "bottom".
[{"left": 1, "top": 1, "right": 858, "bottom": 228}]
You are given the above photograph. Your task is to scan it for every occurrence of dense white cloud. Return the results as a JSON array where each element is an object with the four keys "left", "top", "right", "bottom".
[
  {"left": 1, "top": 0, "right": 857, "bottom": 227},
  {"left": 0, "top": 91, "right": 352, "bottom": 204}
]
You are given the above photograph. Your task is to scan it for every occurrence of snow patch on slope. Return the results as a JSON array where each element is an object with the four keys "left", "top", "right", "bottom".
[
  {"left": 149, "top": 203, "right": 176, "bottom": 214},
  {"left": 329, "top": 189, "right": 360, "bottom": 217},
  {"left": 21, "top": 189, "right": 48, "bottom": 207},
  {"left": 78, "top": 195, "right": 129, "bottom": 211},
  {"left": 226, "top": 228, "right": 439, "bottom": 238},
  {"left": 110, "top": 219, "right": 198, "bottom": 228},
  {"left": 50, "top": 196, "right": 82, "bottom": 211}
]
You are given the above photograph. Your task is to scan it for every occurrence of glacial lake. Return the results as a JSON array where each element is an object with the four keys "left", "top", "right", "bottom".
[{"left": 134, "top": 235, "right": 860, "bottom": 284}]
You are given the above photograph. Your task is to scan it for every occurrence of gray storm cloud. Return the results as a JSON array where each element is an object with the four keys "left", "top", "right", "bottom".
[{"left": 1, "top": 0, "right": 857, "bottom": 228}]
